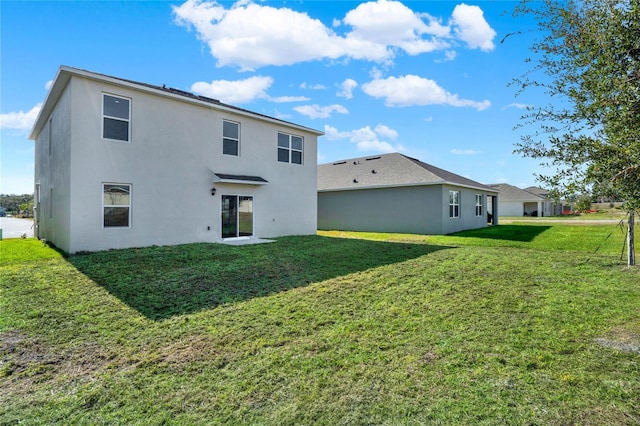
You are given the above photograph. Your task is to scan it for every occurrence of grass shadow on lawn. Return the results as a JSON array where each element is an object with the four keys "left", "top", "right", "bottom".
[
  {"left": 449, "top": 224, "right": 553, "bottom": 242},
  {"left": 68, "top": 235, "right": 449, "bottom": 321}
]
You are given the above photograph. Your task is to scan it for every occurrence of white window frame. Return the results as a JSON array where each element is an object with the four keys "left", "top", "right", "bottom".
[
  {"left": 475, "top": 194, "right": 483, "bottom": 217},
  {"left": 102, "top": 93, "right": 131, "bottom": 142},
  {"left": 449, "top": 190, "right": 460, "bottom": 218},
  {"left": 103, "top": 183, "right": 132, "bottom": 228},
  {"left": 223, "top": 120, "right": 240, "bottom": 156},
  {"left": 221, "top": 194, "right": 254, "bottom": 240},
  {"left": 277, "top": 132, "right": 303, "bottom": 165}
]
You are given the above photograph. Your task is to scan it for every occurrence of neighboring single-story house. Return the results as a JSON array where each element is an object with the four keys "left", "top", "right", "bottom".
[
  {"left": 318, "top": 153, "right": 498, "bottom": 235},
  {"left": 487, "top": 183, "right": 550, "bottom": 216},
  {"left": 524, "top": 186, "right": 565, "bottom": 216},
  {"left": 29, "top": 66, "right": 323, "bottom": 253}
]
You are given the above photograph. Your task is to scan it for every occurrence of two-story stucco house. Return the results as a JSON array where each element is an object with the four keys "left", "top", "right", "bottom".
[{"left": 29, "top": 66, "right": 323, "bottom": 253}]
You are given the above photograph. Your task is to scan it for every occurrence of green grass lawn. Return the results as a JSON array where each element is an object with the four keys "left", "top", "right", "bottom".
[{"left": 1, "top": 224, "right": 639, "bottom": 425}]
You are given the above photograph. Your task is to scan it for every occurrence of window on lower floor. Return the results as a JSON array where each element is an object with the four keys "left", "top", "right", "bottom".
[
  {"left": 277, "top": 132, "right": 303, "bottom": 164},
  {"left": 103, "top": 183, "right": 131, "bottom": 227},
  {"left": 223, "top": 120, "right": 239, "bottom": 156},
  {"left": 449, "top": 190, "right": 460, "bottom": 218},
  {"left": 475, "top": 194, "right": 483, "bottom": 216}
]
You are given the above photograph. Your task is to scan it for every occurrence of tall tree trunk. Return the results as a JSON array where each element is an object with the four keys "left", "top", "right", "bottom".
[{"left": 628, "top": 210, "right": 635, "bottom": 267}]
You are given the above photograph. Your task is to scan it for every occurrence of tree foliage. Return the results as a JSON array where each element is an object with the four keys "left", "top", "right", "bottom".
[
  {"left": 513, "top": 0, "right": 639, "bottom": 265},
  {"left": 0, "top": 194, "right": 33, "bottom": 214},
  {"left": 513, "top": 0, "right": 640, "bottom": 209}
]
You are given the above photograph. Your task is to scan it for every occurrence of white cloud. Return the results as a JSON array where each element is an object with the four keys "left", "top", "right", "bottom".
[
  {"left": 0, "top": 103, "right": 42, "bottom": 131},
  {"left": 342, "top": 0, "right": 450, "bottom": 55},
  {"left": 450, "top": 148, "right": 480, "bottom": 155},
  {"left": 435, "top": 50, "right": 457, "bottom": 63},
  {"left": 190, "top": 75, "right": 273, "bottom": 104},
  {"left": 45, "top": 80, "right": 53, "bottom": 91},
  {"left": 374, "top": 124, "right": 398, "bottom": 140},
  {"left": 294, "top": 104, "right": 349, "bottom": 119},
  {"left": 173, "top": 0, "right": 496, "bottom": 70},
  {"left": 269, "top": 95, "right": 310, "bottom": 103},
  {"left": 362, "top": 74, "right": 490, "bottom": 110},
  {"left": 300, "top": 82, "right": 327, "bottom": 90},
  {"left": 450, "top": 4, "right": 496, "bottom": 52},
  {"left": 337, "top": 79, "right": 358, "bottom": 99},
  {"left": 272, "top": 109, "right": 292, "bottom": 120},
  {"left": 503, "top": 102, "right": 532, "bottom": 110},
  {"left": 174, "top": 0, "right": 386, "bottom": 70},
  {"left": 323, "top": 124, "right": 403, "bottom": 153},
  {"left": 324, "top": 125, "right": 351, "bottom": 140},
  {"left": 356, "top": 139, "right": 397, "bottom": 152}
]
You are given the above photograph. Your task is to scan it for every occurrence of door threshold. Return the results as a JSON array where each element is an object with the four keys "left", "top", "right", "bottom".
[{"left": 218, "top": 238, "right": 276, "bottom": 246}]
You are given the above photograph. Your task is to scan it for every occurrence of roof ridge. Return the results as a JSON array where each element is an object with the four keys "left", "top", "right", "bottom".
[{"left": 318, "top": 152, "right": 497, "bottom": 192}]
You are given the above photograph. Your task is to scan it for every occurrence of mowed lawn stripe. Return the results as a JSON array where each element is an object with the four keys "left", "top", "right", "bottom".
[{"left": 1, "top": 224, "right": 639, "bottom": 424}]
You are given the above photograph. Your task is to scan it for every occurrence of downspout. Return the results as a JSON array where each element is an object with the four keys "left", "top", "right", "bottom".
[{"left": 628, "top": 210, "right": 635, "bottom": 267}]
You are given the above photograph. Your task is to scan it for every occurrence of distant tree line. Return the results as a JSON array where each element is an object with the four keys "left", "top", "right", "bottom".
[{"left": 0, "top": 194, "right": 34, "bottom": 217}]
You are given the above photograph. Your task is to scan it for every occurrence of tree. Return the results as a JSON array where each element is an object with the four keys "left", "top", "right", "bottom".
[
  {"left": 574, "top": 194, "right": 592, "bottom": 213},
  {"left": 19, "top": 201, "right": 34, "bottom": 218},
  {"left": 512, "top": 0, "right": 640, "bottom": 266},
  {"left": 0, "top": 194, "right": 33, "bottom": 214}
]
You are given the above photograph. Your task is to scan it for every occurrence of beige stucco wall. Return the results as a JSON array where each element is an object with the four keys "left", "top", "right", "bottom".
[
  {"left": 35, "top": 74, "right": 318, "bottom": 253},
  {"left": 318, "top": 185, "right": 492, "bottom": 235}
]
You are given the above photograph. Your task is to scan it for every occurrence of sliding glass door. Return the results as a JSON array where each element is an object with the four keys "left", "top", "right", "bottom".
[{"left": 222, "top": 195, "right": 253, "bottom": 239}]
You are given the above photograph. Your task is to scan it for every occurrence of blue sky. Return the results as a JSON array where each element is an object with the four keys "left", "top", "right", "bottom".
[{"left": 1, "top": 0, "right": 546, "bottom": 195}]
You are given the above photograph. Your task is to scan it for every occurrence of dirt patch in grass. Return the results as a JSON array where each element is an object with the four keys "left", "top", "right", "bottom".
[
  {"left": 0, "top": 330, "right": 113, "bottom": 398},
  {"left": 559, "top": 406, "right": 640, "bottom": 425},
  {"left": 158, "top": 334, "right": 234, "bottom": 371},
  {"left": 594, "top": 322, "right": 640, "bottom": 354}
]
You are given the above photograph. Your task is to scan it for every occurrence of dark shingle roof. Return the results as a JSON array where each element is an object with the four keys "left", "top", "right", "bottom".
[
  {"left": 318, "top": 153, "right": 497, "bottom": 192},
  {"left": 214, "top": 173, "right": 268, "bottom": 184}
]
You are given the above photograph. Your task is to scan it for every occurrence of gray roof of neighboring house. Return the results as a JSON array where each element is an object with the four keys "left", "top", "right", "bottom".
[
  {"left": 487, "top": 183, "right": 545, "bottom": 202},
  {"left": 524, "top": 186, "right": 551, "bottom": 198},
  {"left": 318, "top": 153, "right": 498, "bottom": 193}
]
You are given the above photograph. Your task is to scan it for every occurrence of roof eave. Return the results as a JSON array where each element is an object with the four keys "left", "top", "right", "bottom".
[
  {"left": 319, "top": 181, "right": 500, "bottom": 193},
  {"left": 30, "top": 66, "right": 324, "bottom": 140},
  {"left": 29, "top": 67, "right": 71, "bottom": 140}
]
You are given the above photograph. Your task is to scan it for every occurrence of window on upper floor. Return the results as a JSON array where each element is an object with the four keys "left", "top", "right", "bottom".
[
  {"left": 277, "top": 132, "right": 303, "bottom": 164},
  {"left": 475, "top": 194, "right": 483, "bottom": 216},
  {"left": 223, "top": 120, "right": 240, "bottom": 156},
  {"left": 103, "top": 183, "right": 131, "bottom": 228},
  {"left": 449, "top": 190, "right": 460, "bottom": 218},
  {"left": 103, "top": 94, "right": 130, "bottom": 142}
]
